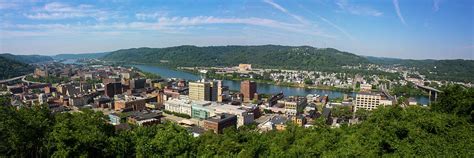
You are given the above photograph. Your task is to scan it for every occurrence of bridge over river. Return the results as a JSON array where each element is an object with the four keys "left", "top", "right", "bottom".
[{"left": 415, "top": 84, "right": 442, "bottom": 103}]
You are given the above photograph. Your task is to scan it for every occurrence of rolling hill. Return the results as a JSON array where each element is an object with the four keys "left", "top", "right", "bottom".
[
  {"left": 0, "top": 56, "right": 34, "bottom": 80},
  {"left": 367, "top": 56, "right": 474, "bottom": 83},
  {"left": 101, "top": 45, "right": 369, "bottom": 71},
  {"left": 101, "top": 45, "right": 473, "bottom": 83},
  {"left": 0, "top": 53, "right": 53, "bottom": 64}
]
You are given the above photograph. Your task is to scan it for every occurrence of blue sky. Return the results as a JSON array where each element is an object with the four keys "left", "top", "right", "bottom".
[{"left": 0, "top": 0, "right": 472, "bottom": 59}]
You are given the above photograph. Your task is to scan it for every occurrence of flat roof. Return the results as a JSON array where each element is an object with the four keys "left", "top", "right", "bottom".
[{"left": 206, "top": 113, "right": 237, "bottom": 123}]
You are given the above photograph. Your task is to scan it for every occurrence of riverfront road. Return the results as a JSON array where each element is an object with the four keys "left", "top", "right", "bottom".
[{"left": 0, "top": 75, "right": 28, "bottom": 84}]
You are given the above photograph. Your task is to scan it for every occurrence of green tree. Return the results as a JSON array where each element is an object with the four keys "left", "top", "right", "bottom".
[
  {"left": 47, "top": 109, "right": 114, "bottom": 157},
  {"left": 331, "top": 106, "right": 352, "bottom": 121},
  {"left": 0, "top": 104, "right": 53, "bottom": 157},
  {"left": 0, "top": 95, "right": 10, "bottom": 106},
  {"left": 0, "top": 85, "right": 473, "bottom": 157},
  {"left": 355, "top": 108, "right": 369, "bottom": 121},
  {"left": 431, "top": 85, "right": 474, "bottom": 117},
  {"left": 304, "top": 79, "right": 314, "bottom": 85}
]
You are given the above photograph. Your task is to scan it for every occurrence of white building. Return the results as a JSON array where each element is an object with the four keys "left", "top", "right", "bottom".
[
  {"left": 164, "top": 96, "right": 211, "bottom": 117},
  {"left": 164, "top": 97, "right": 192, "bottom": 116},
  {"left": 209, "top": 104, "right": 254, "bottom": 127},
  {"left": 354, "top": 92, "right": 392, "bottom": 112}
]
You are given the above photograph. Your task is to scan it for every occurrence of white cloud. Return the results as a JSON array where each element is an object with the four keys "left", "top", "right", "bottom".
[
  {"left": 393, "top": 0, "right": 406, "bottom": 25},
  {"left": 136, "top": 11, "right": 168, "bottom": 20},
  {"left": 2, "top": 15, "right": 332, "bottom": 38},
  {"left": 24, "top": 2, "right": 109, "bottom": 20},
  {"left": 260, "top": 0, "right": 334, "bottom": 38},
  {"left": 262, "top": 0, "right": 309, "bottom": 24},
  {"left": 319, "top": 16, "right": 354, "bottom": 40},
  {"left": 263, "top": 0, "right": 287, "bottom": 13},
  {"left": 335, "top": 0, "right": 383, "bottom": 17}
]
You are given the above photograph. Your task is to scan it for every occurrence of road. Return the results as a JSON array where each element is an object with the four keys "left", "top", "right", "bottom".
[
  {"left": 0, "top": 73, "right": 45, "bottom": 85},
  {"left": 0, "top": 75, "right": 28, "bottom": 84},
  {"left": 21, "top": 75, "right": 44, "bottom": 84}
]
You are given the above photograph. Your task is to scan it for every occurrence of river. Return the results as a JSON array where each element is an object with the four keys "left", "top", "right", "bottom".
[{"left": 132, "top": 64, "right": 429, "bottom": 105}]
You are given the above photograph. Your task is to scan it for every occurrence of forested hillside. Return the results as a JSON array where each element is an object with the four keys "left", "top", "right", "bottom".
[
  {"left": 0, "top": 53, "right": 53, "bottom": 63},
  {"left": 101, "top": 45, "right": 473, "bottom": 82},
  {"left": 367, "top": 57, "right": 474, "bottom": 83},
  {"left": 101, "top": 45, "right": 369, "bottom": 71},
  {"left": 0, "top": 85, "right": 473, "bottom": 157},
  {"left": 0, "top": 56, "right": 33, "bottom": 79}
]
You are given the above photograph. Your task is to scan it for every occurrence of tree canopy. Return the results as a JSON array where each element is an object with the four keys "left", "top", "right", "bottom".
[{"left": 0, "top": 85, "right": 473, "bottom": 157}]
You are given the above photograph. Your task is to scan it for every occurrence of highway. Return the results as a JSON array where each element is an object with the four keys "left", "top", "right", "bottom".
[
  {"left": 0, "top": 73, "right": 46, "bottom": 85},
  {"left": 0, "top": 75, "right": 28, "bottom": 84},
  {"left": 21, "top": 74, "right": 44, "bottom": 84}
]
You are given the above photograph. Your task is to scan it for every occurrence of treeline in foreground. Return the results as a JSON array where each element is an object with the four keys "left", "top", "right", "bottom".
[{"left": 0, "top": 85, "right": 473, "bottom": 157}]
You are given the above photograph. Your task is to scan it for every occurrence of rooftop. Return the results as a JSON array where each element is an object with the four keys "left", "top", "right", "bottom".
[
  {"left": 206, "top": 113, "right": 237, "bottom": 123},
  {"left": 122, "top": 111, "right": 162, "bottom": 121},
  {"left": 270, "top": 115, "right": 288, "bottom": 125}
]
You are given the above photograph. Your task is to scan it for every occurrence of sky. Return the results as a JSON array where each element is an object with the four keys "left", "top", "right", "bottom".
[{"left": 0, "top": 0, "right": 473, "bottom": 59}]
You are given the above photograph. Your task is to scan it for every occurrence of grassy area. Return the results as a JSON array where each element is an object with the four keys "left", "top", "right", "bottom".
[{"left": 163, "top": 110, "right": 191, "bottom": 119}]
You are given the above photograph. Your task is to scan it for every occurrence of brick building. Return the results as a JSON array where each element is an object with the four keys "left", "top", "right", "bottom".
[
  {"left": 240, "top": 80, "right": 256, "bottom": 102},
  {"left": 203, "top": 113, "right": 237, "bottom": 134}
]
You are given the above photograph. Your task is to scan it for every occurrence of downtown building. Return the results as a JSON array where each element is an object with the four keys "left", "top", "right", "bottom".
[
  {"left": 354, "top": 92, "right": 393, "bottom": 112},
  {"left": 240, "top": 80, "right": 257, "bottom": 102},
  {"left": 164, "top": 96, "right": 193, "bottom": 116},
  {"left": 114, "top": 95, "right": 147, "bottom": 111},
  {"left": 189, "top": 80, "right": 219, "bottom": 101},
  {"left": 203, "top": 113, "right": 237, "bottom": 134}
]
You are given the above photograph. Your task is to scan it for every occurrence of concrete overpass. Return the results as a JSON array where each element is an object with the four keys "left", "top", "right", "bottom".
[
  {"left": 0, "top": 75, "right": 28, "bottom": 84},
  {"left": 415, "top": 84, "right": 442, "bottom": 102}
]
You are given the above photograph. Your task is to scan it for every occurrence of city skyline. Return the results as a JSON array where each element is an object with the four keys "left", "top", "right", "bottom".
[{"left": 0, "top": 0, "right": 473, "bottom": 60}]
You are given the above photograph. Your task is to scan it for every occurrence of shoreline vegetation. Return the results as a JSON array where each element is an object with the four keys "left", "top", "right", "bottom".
[{"left": 177, "top": 67, "right": 356, "bottom": 93}]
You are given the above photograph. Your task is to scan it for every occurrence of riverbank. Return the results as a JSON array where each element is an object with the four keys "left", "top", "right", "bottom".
[
  {"left": 130, "top": 64, "right": 429, "bottom": 104},
  {"left": 179, "top": 68, "right": 356, "bottom": 93}
]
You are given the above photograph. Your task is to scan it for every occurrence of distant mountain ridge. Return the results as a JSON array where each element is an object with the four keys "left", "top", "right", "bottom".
[
  {"left": 3, "top": 45, "right": 470, "bottom": 82},
  {"left": 0, "top": 53, "right": 53, "bottom": 63},
  {"left": 101, "top": 45, "right": 473, "bottom": 83},
  {"left": 53, "top": 52, "right": 109, "bottom": 60},
  {"left": 101, "top": 45, "right": 369, "bottom": 71}
]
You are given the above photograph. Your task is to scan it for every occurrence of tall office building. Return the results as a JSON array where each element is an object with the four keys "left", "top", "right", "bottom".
[
  {"left": 217, "top": 80, "right": 224, "bottom": 102},
  {"left": 105, "top": 82, "right": 123, "bottom": 97},
  {"left": 130, "top": 78, "right": 146, "bottom": 90},
  {"left": 189, "top": 82, "right": 211, "bottom": 101},
  {"left": 240, "top": 80, "right": 257, "bottom": 102},
  {"left": 209, "top": 81, "right": 218, "bottom": 101}
]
